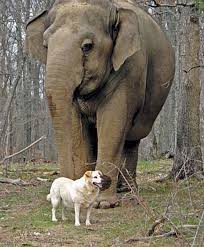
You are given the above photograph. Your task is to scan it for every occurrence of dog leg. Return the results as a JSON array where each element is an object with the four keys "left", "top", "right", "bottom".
[
  {"left": 85, "top": 205, "right": 92, "bottom": 226},
  {"left": 52, "top": 207, "right": 58, "bottom": 222},
  {"left": 74, "top": 203, "right": 81, "bottom": 226},
  {"left": 62, "top": 204, "right": 67, "bottom": 221},
  {"left": 51, "top": 197, "right": 60, "bottom": 222}
]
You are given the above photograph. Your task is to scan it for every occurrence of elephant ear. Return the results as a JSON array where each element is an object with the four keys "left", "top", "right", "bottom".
[
  {"left": 25, "top": 10, "right": 48, "bottom": 64},
  {"left": 112, "top": 8, "right": 142, "bottom": 71}
]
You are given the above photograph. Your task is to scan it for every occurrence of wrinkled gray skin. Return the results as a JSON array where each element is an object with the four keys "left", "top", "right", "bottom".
[{"left": 25, "top": 0, "right": 175, "bottom": 208}]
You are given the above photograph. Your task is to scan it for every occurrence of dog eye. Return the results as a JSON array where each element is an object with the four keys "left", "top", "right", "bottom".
[{"left": 94, "top": 176, "right": 98, "bottom": 179}]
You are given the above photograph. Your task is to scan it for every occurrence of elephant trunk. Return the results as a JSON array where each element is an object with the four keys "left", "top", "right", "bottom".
[{"left": 45, "top": 43, "right": 84, "bottom": 179}]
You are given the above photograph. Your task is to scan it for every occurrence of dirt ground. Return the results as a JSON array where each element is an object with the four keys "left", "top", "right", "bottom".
[{"left": 0, "top": 160, "right": 203, "bottom": 247}]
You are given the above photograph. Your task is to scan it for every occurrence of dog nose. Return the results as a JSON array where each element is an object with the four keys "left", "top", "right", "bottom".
[{"left": 100, "top": 175, "right": 112, "bottom": 191}]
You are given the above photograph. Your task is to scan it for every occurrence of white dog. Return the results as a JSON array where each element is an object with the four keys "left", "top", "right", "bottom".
[{"left": 47, "top": 170, "right": 109, "bottom": 226}]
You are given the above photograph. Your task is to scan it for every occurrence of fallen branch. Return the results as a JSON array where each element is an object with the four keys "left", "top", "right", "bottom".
[
  {"left": 126, "top": 224, "right": 204, "bottom": 244},
  {"left": 126, "top": 230, "right": 177, "bottom": 243},
  {"left": 0, "top": 135, "right": 46, "bottom": 164},
  {"left": 0, "top": 178, "right": 33, "bottom": 186},
  {"left": 147, "top": 217, "right": 166, "bottom": 236},
  {"left": 177, "top": 224, "right": 204, "bottom": 229},
  {"left": 191, "top": 210, "right": 204, "bottom": 247},
  {"left": 155, "top": 174, "right": 171, "bottom": 182},
  {"left": 0, "top": 135, "right": 46, "bottom": 176},
  {"left": 36, "top": 177, "right": 48, "bottom": 182}
]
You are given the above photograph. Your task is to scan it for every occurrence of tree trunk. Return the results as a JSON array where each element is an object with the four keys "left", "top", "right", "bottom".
[{"left": 171, "top": 5, "right": 203, "bottom": 179}]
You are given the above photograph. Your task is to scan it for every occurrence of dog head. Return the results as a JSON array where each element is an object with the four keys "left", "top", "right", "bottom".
[{"left": 84, "top": 170, "right": 111, "bottom": 191}]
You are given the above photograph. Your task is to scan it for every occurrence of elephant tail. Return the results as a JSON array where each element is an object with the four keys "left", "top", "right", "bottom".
[{"left": 47, "top": 194, "right": 51, "bottom": 201}]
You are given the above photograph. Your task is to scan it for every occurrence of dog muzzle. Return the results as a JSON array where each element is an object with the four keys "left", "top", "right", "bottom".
[{"left": 98, "top": 175, "right": 112, "bottom": 191}]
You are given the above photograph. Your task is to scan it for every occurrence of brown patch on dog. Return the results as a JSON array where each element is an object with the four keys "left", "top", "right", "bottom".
[{"left": 84, "top": 171, "right": 92, "bottom": 178}]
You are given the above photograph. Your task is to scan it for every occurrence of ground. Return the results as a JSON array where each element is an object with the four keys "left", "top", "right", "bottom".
[{"left": 0, "top": 160, "right": 203, "bottom": 247}]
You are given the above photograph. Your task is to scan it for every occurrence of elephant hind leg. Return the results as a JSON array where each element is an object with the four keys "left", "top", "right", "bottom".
[{"left": 117, "top": 140, "right": 140, "bottom": 193}]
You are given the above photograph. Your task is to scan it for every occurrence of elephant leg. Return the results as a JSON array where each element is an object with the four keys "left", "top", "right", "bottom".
[
  {"left": 95, "top": 86, "right": 130, "bottom": 208},
  {"left": 117, "top": 140, "right": 140, "bottom": 193},
  {"left": 47, "top": 92, "right": 91, "bottom": 179}
]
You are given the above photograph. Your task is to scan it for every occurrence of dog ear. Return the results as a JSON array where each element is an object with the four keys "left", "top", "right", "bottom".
[
  {"left": 97, "top": 170, "right": 103, "bottom": 176},
  {"left": 85, "top": 171, "right": 92, "bottom": 178}
]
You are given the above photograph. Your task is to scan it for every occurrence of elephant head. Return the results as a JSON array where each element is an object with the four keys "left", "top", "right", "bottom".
[
  {"left": 25, "top": 0, "right": 142, "bottom": 96},
  {"left": 25, "top": 0, "right": 142, "bottom": 178}
]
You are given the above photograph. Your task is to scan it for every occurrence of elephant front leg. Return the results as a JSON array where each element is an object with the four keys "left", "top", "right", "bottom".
[
  {"left": 47, "top": 88, "right": 91, "bottom": 179},
  {"left": 95, "top": 88, "right": 130, "bottom": 208}
]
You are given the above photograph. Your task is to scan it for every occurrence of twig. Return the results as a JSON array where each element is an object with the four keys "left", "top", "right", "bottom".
[
  {"left": 125, "top": 225, "right": 204, "bottom": 243},
  {"left": 178, "top": 224, "right": 204, "bottom": 229},
  {"left": 164, "top": 215, "right": 189, "bottom": 244},
  {"left": 147, "top": 217, "right": 166, "bottom": 236},
  {"left": 0, "top": 135, "right": 46, "bottom": 164},
  {"left": 106, "top": 161, "right": 156, "bottom": 220},
  {"left": 183, "top": 65, "right": 204, "bottom": 74},
  {"left": 0, "top": 58, "right": 25, "bottom": 145},
  {"left": 147, "top": 0, "right": 195, "bottom": 8},
  {"left": 0, "top": 178, "right": 33, "bottom": 186},
  {"left": 191, "top": 210, "right": 204, "bottom": 247},
  {"left": 156, "top": 174, "right": 171, "bottom": 182},
  {"left": 126, "top": 230, "right": 177, "bottom": 243},
  {"left": 36, "top": 177, "right": 48, "bottom": 182},
  {"left": 0, "top": 135, "right": 46, "bottom": 176},
  {"left": 194, "top": 172, "right": 204, "bottom": 180}
]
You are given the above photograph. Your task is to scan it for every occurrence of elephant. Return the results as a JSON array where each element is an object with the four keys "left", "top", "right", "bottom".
[{"left": 25, "top": 0, "right": 175, "bottom": 208}]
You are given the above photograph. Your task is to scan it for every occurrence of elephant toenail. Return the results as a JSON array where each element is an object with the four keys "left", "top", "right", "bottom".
[{"left": 100, "top": 201, "right": 111, "bottom": 209}]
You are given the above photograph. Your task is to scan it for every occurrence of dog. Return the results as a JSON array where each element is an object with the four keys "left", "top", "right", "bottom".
[{"left": 47, "top": 170, "right": 111, "bottom": 226}]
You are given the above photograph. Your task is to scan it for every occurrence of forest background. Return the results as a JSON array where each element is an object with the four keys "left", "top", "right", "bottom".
[{"left": 0, "top": 0, "right": 204, "bottom": 179}]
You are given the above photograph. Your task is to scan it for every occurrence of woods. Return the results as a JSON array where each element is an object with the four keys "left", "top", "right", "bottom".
[
  {"left": 0, "top": 0, "right": 55, "bottom": 163},
  {"left": 0, "top": 1, "right": 204, "bottom": 246},
  {"left": 0, "top": 0, "right": 204, "bottom": 174}
]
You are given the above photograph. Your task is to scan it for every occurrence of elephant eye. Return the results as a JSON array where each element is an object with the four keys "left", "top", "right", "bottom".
[{"left": 81, "top": 39, "right": 93, "bottom": 54}]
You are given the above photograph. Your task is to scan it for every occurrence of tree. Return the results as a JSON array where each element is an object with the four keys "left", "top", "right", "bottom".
[{"left": 171, "top": 3, "right": 203, "bottom": 179}]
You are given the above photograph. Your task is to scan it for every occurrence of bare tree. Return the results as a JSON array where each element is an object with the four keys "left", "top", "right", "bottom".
[
  {"left": 171, "top": 3, "right": 203, "bottom": 179},
  {"left": 0, "top": 0, "right": 56, "bottom": 162}
]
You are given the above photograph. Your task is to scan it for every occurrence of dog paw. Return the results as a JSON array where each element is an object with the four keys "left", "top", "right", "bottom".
[
  {"left": 86, "top": 221, "right": 91, "bottom": 226},
  {"left": 75, "top": 222, "right": 80, "bottom": 226},
  {"left": 52, "top": 218, "right": 58, "bottom": 222}
]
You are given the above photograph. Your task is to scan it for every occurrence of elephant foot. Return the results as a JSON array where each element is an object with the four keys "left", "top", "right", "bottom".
[
  {"left": 117, "top": 183, "right": 131, "bottom": 193},
  {"left": 93, "top": 194, "right": 119, "bottom": 209},
  {"left": 117, "top": 180, "right": 138, "bottom": 193}
]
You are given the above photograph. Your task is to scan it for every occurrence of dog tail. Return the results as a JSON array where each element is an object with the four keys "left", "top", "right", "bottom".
[{"left": 47, "top": 194, "right": 51, "bottom": 201}]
